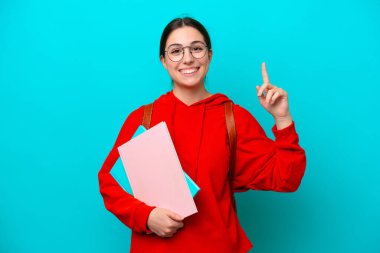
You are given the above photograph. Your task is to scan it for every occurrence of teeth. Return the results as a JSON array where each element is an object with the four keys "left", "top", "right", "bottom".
[{"left": 180, "top": 68, "right": 198, "bottom": 74}]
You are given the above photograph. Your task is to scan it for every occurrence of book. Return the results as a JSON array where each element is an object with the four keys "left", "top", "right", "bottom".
[
  {"left": 116, "top": 122, "right": 198, "bottom": 218},
  {"left": 110, "top": 126, "right": 146, "bottom": 194},
  {"left": 111, "top": 125, "right": 200, "bottom": 197}
]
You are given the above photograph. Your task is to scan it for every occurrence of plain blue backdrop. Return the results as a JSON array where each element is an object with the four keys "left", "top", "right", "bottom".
[{"left": 1, "top": 0, "right": 379, "bottom": 252}]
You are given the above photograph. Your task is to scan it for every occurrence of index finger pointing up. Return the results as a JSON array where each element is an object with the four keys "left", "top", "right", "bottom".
[{"left": 261, "top": 62, "right": 270, "bottom": 83}]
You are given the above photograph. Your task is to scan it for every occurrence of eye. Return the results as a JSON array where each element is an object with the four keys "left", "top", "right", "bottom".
[
  {"left": 169, "top": 48, "right": 182, "bottom": 55},
  {"left": 192, "top": 45, "right": 205, "bottom": 52}
]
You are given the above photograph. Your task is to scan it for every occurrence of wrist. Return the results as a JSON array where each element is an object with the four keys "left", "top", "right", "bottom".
[{"left": 274, "top": 114, "right": 293, "bottom": 130}]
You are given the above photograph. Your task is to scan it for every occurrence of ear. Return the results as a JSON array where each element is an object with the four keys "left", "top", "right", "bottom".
[
  {"left": 208, "top": 49, "right": 213, "bottom": 63},
  {"left": 160, "top": 55, "right": 167, "bottom": 69}
]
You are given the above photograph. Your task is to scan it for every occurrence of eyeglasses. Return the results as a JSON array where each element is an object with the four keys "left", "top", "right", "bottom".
[{"left": 165, "top": 42, "right": 208, "bottom": 62}]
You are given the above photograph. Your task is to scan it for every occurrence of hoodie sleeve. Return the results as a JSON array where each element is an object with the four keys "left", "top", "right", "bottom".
[
  {"left": 97, "top": 106, "right": 155, "bottom": 233},
  {"left": 232, "top": 105, "right": 306, "bottom": 192}
]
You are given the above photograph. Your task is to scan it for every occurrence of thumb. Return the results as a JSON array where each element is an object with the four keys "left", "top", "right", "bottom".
[
  {"left": 256, "top": 85, "right": 264, "bottom": 98},
  {"left": 166, "top": 211, "right": 183, "bottom": 222},
  {"left": 256, "top": 85, "right": 265, "bottom": 103}
]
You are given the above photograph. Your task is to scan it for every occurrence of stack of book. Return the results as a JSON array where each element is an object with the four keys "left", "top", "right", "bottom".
[{"left": 111, "top": 122, "right": 199, "bottom": 218}]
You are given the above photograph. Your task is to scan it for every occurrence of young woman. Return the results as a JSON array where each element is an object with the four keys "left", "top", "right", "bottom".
[{"left": 98, "top": 17, "right": 306, "bottom": 253}]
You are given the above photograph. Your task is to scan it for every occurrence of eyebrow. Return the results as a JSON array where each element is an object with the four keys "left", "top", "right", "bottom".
[{"left": 167, "top": 41, "right": 205, "bottom": 47}]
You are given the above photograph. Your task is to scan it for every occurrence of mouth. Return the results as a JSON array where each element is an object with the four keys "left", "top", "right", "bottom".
[{"left": 179, "top": 67, "right": 200, "bottom": 76}]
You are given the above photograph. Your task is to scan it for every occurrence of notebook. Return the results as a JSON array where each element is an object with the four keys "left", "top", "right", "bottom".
[
  {"left": 111, "top": 125, "right": 200, "bottom": 197},
  {"left": 116, "top": 122, "right": 198, "bottom": 218}
]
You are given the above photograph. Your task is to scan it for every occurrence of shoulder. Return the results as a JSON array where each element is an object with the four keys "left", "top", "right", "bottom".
[
  {"left": 112, "top": 105, "right": 146, "bottom": 147},
  {"left": 232, "top": 103, "right": 266, "bottom": 136},
  {"left": 125, "top": 96, "right": 159, "bottom": 121},
  {"left": 117, "top": 105, "right": 146, "bottom": 136},
  {"left": 124, "top": 92, "right": 170, "bottom": 127},
  {"left": 126, "top": 105, "right": 145, "bottom": 124},
  {"left": 232, "top": 104, "right": 257, "bottom": 124},
  {"left": 233, "top": 104, "right": 252, "bottom": 117}
]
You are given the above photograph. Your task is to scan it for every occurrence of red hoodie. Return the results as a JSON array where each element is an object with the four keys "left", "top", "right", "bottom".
[{"left": 98, "top": 90, "right": 306, "bottom": 253}]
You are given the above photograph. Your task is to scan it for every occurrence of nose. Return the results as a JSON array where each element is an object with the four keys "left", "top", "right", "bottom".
[{"left": 182, "top": 47, "right": 194, "bottom": 64}]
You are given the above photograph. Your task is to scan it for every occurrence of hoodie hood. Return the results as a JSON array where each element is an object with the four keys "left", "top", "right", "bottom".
[
  {"left": 157, "top": 90, "right": 232, "bottom": 108},
  {"left": 155, "top": 90, "right": 232, "bottom": 131},
  {"left": 153, "top": 90, "right": 232, "bottom": 180}
]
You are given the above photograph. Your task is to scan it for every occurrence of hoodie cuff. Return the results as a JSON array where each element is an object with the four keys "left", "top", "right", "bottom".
[
  {"left": 134, "top": 203, "right": 156, "bottom": 233},
  {"left": 272, "top": 121, "right": 298, "bottom": 141}
]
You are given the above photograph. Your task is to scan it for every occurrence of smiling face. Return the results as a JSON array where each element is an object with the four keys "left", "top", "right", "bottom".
[{"left": 160, "top": 26, "right": 212, "bottom": 90}]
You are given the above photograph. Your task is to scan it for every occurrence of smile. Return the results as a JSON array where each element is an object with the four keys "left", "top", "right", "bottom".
[{"left": 179, "top": 67, "right": 199, "bottom": 76}]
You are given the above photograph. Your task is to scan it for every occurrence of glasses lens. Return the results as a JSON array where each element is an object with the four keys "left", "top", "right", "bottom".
[
  {"left": 191, "top": 44, "right": 207, "bottom": 59},
  {"left": 167, "top": 46, "right": 183, "bottom": 62}
]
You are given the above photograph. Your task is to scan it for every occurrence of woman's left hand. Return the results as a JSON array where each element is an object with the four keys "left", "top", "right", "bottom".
[{"left": 256, "top": 62, "right": 293, "bottom": 129}]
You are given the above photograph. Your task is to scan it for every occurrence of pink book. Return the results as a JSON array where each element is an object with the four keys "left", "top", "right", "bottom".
[{"left": 117, "top": 121, "right": 198, "bottom": 218}]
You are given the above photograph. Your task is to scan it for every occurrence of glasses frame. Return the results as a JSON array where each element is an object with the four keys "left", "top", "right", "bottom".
[{"left": 164, "top": 42, "right": 209, "bottom": 62}]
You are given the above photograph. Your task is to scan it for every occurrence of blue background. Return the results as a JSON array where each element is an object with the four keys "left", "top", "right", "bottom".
[{"left": 1, "top": 0, "right": 379, "bottom": 252}]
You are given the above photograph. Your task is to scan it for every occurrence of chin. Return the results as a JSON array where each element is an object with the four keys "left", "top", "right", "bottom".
[
  {"left": 174, "top": 74, "right": 205, "bottom": 87},
  {"left": 175, "top": 79, "right": 204, "bottom": 89}
]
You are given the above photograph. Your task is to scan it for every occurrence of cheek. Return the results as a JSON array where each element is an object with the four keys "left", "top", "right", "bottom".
[
  {"left": 162, "top": 58, "right": 177, "bottom": 79},
  {"left": 200, "top": 61, "right": 210, "bottom": 72},
  {"left": 199, "top": 56, "right": 210, "bottom": 67},
  {"left": 166, "top": 62, "right": 179, "bottom": 74}
]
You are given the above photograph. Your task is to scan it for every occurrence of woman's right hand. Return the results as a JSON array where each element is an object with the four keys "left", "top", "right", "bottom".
[{"left": 147, "top": 207, "right": 184, "bottom": 238}]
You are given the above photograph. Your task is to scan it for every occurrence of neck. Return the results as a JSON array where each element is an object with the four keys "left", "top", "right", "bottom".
[{"left": 172, "top": 83, "right": 212, "bottom": 106}]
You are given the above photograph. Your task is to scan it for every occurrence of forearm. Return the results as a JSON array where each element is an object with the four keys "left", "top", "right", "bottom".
[
  {"left": 233, "top": 119, "right": 306, "bottom": 192},
  {"left": 98, "top": 152, "right": 154, "bottom": 233}
]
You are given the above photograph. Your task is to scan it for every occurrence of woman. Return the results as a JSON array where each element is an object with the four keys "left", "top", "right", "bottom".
[{"left": 98, "top": 17, "right": 306, "bottom": 253}]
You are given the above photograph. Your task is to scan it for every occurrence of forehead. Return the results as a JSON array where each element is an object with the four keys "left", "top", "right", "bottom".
[{"left": 166, "top": 26, "right": 205, "bottom": 47}]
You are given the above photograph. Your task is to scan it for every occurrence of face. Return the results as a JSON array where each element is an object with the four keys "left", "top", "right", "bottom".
[{"left": 160, "top": 26, "right": 212, "bottom": 90}]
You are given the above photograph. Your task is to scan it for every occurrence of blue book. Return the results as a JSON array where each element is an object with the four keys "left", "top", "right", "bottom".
[{"left": 111, "top": 125, "right": 200, "bottom": 197}]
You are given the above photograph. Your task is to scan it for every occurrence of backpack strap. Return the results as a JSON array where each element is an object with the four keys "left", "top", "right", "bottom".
[
  {"left": 142, "top": 101, "right": 237, "bottom": 211},
  {"left": 142, "top": 103, "right": 154, "bottom": 129},
  {"left": 224, "top": 101, "right": 237, "bottom": 212}
]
